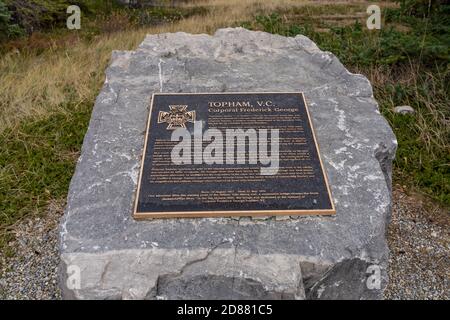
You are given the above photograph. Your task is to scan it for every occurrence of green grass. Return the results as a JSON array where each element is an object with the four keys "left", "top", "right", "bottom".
[
  {"left": 241, "top": 4, "right": 450, "bottom": 206},
  {"left": 0, "top": 103, "right": 91, "bottom": 248}
]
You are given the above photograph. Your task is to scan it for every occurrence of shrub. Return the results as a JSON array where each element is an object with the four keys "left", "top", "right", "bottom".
[
  {"left": 396, "top": 0, "right": 446, "bottom": 17},
  {"left": 0, "top": 0, "right": 23, "bottom": 39}
]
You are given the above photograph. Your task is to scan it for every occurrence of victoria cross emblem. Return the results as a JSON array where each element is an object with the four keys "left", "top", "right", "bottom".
[{"left": 157, "top": 105, "right": 196, "bottom": 130}]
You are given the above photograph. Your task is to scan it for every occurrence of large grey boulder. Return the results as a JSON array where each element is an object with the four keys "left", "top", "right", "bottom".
[{"left": 59, "top": 28, "right": 397, "bottom": 300}]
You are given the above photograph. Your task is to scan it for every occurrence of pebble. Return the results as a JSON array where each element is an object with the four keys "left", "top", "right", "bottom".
[
  {"left": 0, "top": 201, "right": 63, "bottom": 300},
  {"left": 394, "top": 105, "right": 415, "bottom": 114}
]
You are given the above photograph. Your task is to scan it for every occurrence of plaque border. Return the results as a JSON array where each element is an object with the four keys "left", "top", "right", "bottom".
[{"left": 133, "top": 92, "right": 335, "bottom": 219}]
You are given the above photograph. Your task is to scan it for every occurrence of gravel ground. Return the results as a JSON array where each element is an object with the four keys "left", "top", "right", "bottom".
[
  {"left": 0, "top": 201, "right": 62, "bottom": 300},
  {"left": 0, "top": 188, "right": 448, "bottom": 300},
  {"left": 384, "top": 187, "right": 449, "bottom": 299}
]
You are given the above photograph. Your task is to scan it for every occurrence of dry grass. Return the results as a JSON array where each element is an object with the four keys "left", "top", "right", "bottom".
[
  {"left": 0, "top": 30, "right": 147, "bottom": 130},
  {"left": 0, "top": 0, "right": 297, "bottom": 130},
  {"left": 0, "top": 0, "right": 393, "bottom": 130}
]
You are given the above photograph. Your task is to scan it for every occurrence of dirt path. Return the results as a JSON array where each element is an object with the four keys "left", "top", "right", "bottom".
[{"left": 0, "top": 188, "right": 448, "bottom": 300}]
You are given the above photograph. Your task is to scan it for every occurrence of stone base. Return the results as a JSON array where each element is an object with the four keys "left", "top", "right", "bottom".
[{"left": 59, "top": 28, "right": 397, "bottom": 300}]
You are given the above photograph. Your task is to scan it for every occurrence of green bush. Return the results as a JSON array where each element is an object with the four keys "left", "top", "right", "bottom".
[
  {"left": 0, "top": 0, "right": 23, "bottom": 39},
  {"left": 4, "top": 0, "right": 69, "bottom": 34},
  {"left": 396, "top": 0, "right": 446, "bottom": 17}
]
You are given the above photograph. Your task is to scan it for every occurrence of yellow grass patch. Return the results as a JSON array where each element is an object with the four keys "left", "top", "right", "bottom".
[{"left": 0, "top": 0, "right": 394, "bottom": 130}]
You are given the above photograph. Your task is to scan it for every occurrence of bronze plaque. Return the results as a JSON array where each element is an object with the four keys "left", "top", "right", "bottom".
[{"left": 134, "top": 92, "right": 335, "bottom": 218}]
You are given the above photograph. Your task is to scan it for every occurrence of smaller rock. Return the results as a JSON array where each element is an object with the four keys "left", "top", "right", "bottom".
[
  {"left": 394, "top": 106, "right": 415, "bottom": 114},
  {"left": 251, "top": 216, "right": 271, "bottom": 221}
]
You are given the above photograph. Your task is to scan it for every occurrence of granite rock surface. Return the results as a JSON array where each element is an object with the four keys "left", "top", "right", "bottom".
[{"left": 59, "top": 28, "right": 397, "bottom": 300}]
